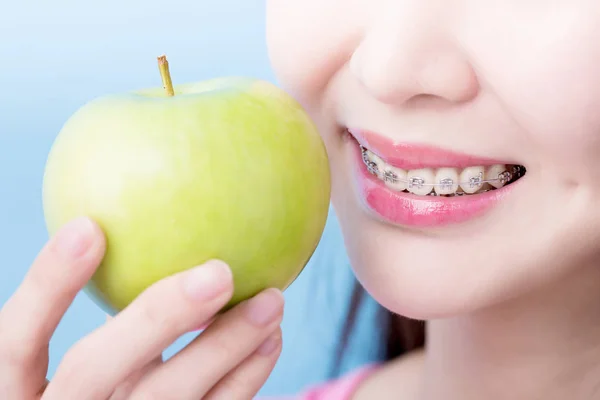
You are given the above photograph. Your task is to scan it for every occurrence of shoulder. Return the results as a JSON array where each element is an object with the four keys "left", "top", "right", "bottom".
[{"left": 352, "top": 349, "right": 424, "bottom": 400}]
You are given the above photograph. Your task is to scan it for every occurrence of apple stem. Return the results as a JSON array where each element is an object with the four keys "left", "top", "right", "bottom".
[{"left": 157, "top": 55, "right": 175, "bottom": 97}]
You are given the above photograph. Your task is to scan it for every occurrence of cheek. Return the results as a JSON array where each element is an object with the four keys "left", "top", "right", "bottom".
[
  {"left": 266, "top": 2, "right": 363, "bottom": 207},
  {"left": 497, "top": 57, "right": 600, "bottom": 178},
  {"left": 266, "top": 1, "right": 362, "bottom": 111},
  {"left": 462, "top": 5, "right": 600, "bottom": 179}
]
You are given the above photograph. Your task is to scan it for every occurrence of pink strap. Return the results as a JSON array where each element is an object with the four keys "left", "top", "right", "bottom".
[
  {"left": 300, "top": 364, "right": 378, "bottom": 400},
  {"left": 258, "top": 365, "right": 378, "bottom": 400}
]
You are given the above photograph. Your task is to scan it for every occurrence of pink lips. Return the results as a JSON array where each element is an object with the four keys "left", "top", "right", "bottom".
[
  {"left": 348, "top": 129, "right": 518, "bottom": 228},
  {"left": 348, "top": 128, "right": 512, "bottom": 170}
]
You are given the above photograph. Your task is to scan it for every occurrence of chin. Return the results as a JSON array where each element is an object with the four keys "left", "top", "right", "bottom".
[
  {"left": 335, "top": 213, "right": 506, "bottom": 320},
  {"left": 336, "top": 215, "right": 567, "bottom": 320}
]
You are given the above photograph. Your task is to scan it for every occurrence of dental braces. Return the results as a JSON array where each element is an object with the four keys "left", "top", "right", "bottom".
[{"left": 361, "top": 145, "right": 524, "bottom": 190}]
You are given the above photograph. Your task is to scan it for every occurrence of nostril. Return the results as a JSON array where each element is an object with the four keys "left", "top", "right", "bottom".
[{"left": 404, "top": 93, "right": 458, "bottom": 110}]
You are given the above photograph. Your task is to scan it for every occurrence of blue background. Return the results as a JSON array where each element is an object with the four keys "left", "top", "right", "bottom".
[{"left": 0, "top": 0, "right": 380, "bottom": 396}]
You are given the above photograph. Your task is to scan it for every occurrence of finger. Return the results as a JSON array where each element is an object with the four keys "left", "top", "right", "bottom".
[
  {"left": 105, "top": 315, "right": 165, "bottom": 400},
  {"left": 0, "top": 217, "right": 104, "bottom": 397},
  {"left": 37, "top": 379, "right": 49, "bottom": 397},
  {"left": 204, "top": 328, "right": 282, "bottom": 400},
  {"left": 109, "top": 355, "right": 163, "bottom": 400},
  {"left": 129, "top": 288, "right": 284, "bottom": 400},
  {"left": 0, "top": 217, "right": 105, "bottom": 353},
  {"left": 43, "top": 260, "right": 234, "bottom": 400}
]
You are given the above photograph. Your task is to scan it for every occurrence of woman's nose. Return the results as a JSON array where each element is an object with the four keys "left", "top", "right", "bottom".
[{"left": 349, "top": 4, "right": 479, "bottom": 106}]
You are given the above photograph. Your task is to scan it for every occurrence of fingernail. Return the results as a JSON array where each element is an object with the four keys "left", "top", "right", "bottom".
[
  {"left": 55, "top": 217, "right": 97, "bottom": 259},
  {"left": 257, "top": 332, "right": 281, "bottom": 356},
  {"left": 244, "top": 288, "right": 284, "bottom": 326},
  {"left": 184, "top": 260, "right": 232, "bottom": 301}
]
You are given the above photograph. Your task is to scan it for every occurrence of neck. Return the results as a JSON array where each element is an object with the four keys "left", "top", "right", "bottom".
[{"left": 420, "top": 261, "right": 600, "bottom": 400}]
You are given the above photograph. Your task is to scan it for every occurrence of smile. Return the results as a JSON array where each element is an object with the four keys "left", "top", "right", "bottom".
[
  {"left": 360, "top": 145, "right": 526, "bottom": 197},
  {"left": 346, "top": 128, "right": 527, "bottom": 227}
]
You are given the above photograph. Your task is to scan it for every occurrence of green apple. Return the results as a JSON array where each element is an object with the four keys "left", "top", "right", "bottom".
[{"left": 42, "top": 56, "right": 331, "bottom": 315}]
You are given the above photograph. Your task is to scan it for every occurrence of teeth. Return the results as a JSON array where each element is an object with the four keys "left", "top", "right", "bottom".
[
  {"left": 382, "top": 165, "right": 408, "bottom": 191},
  {"left": 360, "top": 146, "right": 522, "bottom": 197},
  {"left": 407, "top": 168, "right": 435, "bottom": 196},
  {"left": 459, "top": 166, "right": 485, "bottom": 194},
  {"left": 485, "top": 164, "right": 508, "bottom": 189},
  {"left": 434, "top": 168, "right": 459, "bottom": 195},
  {"left": 367, "top": 150, "right": 384, "bottom": 172}
]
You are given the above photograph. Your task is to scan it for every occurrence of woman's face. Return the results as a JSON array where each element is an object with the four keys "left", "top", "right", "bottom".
[{"left": 266, "top": 1, "right": 600, "bottom": 319}]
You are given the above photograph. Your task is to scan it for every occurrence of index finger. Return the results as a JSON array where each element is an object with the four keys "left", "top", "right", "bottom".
[{"left": 0, "top": 217, "right": 105, "bottom": 364}]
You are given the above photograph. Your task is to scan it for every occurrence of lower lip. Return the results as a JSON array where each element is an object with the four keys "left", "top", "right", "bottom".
[{"left": 350, "top": 142, "right": 516, "bottom": 228}]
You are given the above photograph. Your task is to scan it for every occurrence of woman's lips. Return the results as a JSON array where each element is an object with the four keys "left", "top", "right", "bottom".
[
  {"left": 348, "top": 128, "right": 514, "bottom": 170},
  {"left": 347, "top": 130, "right": 519, "bottom": 228}
]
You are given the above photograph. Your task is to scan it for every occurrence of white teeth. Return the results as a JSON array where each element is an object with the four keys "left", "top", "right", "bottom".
[
  {"left": 485, "top": 164, "right": 507, "bottom": 189},
  {"left": 459, "top": 166, "right": 485, "bottom": 194},
  {"left": 382, "top": 165, "right": 408, "bottom": 191},
  {"left": 407, "top": 168, "right": 435, "bottom": 196},
  {"left": 365, "top": 150, "right": 383, "bottom": 174},
  {"left": 360, "top": 146, "right": 520, "bottom": 197},
  {"left": 434, "top": 168, "right": 459, "bottom": 195}
]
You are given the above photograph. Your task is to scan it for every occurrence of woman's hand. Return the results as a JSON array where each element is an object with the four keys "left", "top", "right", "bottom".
[{"left": 0, "top": 217, "right": 284, "bottom": 399}]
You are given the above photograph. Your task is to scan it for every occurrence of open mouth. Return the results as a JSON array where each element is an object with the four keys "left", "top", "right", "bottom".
[
  {"left": 346, "top": 127, "right": 527, "bottom": 227},
  {"left": 360, "top": 145, "right": 526, "bottom": 197}
]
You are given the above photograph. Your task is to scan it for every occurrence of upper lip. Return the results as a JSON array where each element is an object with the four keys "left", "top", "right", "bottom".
[{"left": 348, "top": 128, "right": 515, "bottom": 170}]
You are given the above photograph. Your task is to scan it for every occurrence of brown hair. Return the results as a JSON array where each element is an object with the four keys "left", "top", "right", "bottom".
[{"left": 331, "top": 279, "right": 426, "bottom": 376}]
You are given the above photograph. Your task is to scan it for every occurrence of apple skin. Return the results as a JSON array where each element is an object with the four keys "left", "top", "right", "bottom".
[{"left": 42, "top": 77, "right": 331, "bottom": 315}]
